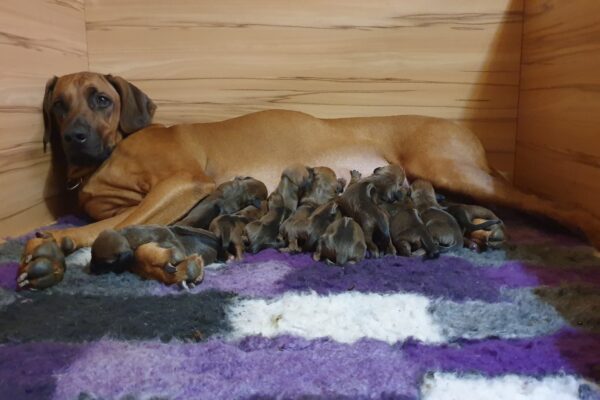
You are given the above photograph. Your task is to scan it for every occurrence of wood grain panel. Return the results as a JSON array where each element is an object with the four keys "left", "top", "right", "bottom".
[
  {"left": 515, "top": 0, "right": 600, "bottom": 217},
  {"left": 85, "top": 0, "right": 524, "bottom": 178},
  {"left": 0, "top": 0, "right": 88, "bottom": 237}
]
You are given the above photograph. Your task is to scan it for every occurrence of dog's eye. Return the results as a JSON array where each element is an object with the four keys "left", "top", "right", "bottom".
[
  {"left": 52, "top": 100, "right": 67, "bottom": 117},
  {"left": 96, "top": 94, "right": 112, "bottom": 108}
]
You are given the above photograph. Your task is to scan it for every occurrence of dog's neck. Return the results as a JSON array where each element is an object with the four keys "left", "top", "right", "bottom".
[{"left": 66, "top": 165, "right": 98, "bottom": 191}]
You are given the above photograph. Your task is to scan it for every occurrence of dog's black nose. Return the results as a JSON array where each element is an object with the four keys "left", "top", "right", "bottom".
[{"left": 64, "top": 131, "right": 88, "bottom": 144}]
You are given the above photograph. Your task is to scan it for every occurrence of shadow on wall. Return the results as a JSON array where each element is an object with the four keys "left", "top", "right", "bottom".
[{"left": 461, "top": 0, "right": 523, "bottom": 182}]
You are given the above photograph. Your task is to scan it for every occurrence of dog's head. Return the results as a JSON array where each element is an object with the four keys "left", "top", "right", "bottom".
[{"left": 43, "top": 72, "right": 156, "bottom": 166}]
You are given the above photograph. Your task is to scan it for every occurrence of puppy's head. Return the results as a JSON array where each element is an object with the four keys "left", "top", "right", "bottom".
[
  {"left": 281, "top": 164, "right": 313, "bottom": 189},
  {"left": 410, "top": 179, "right": 437, "bottom": 205},
  {"left": 43, "top": 72, "right": 156, "bottom": 166},
  {"left": 90, "top": 229, "right": 133, "bottom": 274}
]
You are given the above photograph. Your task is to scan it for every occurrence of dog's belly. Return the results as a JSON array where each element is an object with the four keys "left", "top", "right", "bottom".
[{"left": 214, "top": 145, "right": 389, "bottom": 193}]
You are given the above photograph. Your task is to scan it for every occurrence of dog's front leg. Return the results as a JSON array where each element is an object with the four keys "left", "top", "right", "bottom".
[
  {"left": 18, "top": 211, "right": 134, "bottom": 290},
  {"left": 18, "top": 173, "right": 215, "bottom": 290},
  {"left": 115, "top": 172, "right": 216, "bottom": 228}
]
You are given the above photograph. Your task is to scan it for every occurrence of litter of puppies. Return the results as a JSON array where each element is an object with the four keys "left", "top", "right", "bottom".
[{"left": 90, "top": 164, "right": 507, "bottom": 283}]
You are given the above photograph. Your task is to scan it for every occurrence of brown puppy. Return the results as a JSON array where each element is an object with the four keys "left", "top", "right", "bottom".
[
  {"left": 280, "top": 167, "right": 344, "bottom": 252},
  {"left": 244, "top": 193, "right": 288, "bottom": 253},
  {"left": 348, "top": 170, "right": 362, "bottom": 186},
  {"left": 313, "top": 217, "right": 367, "bottom": 265},
  {"left": 178, "top": 176, "right": 267, "bottom": 228},
  {"left": 444, "top": 203, "right": 506, "bottom": 251},
  {"left": 389, "top": 198, "right": 440, "bottom": 258},
  {"left": 338, "top": 173, "right": 396, "bottom": 258},
  {"left": 19, "top": 72, "right": 600, "bottom": 289},
  {"left": 90, "top": 225, "right": 218, "bottom": 288},
  {"left": 303, "top": 201, "right": 342, "bottom": 252},
  {"left": 363, "top": 165, "right": 409, "bottom": 204},
  {"left": 273, "top": 164, "right": 314, "bottom": 215},
  {"left": 411, "top": 180, "right": 463, "bottom": 252},
  {"left": 209, "top": 203, "right": 266, "bottom": 261}
]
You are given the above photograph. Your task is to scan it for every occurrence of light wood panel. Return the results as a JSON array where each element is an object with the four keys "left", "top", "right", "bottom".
[
  {"left": 515, "top": 0, "right": 600, "bottom": 217},
  {"left": 85, "top": 0, "right": 524, "bottom": 179},
  {"left": 0, "top": 0, "right": 88, "bottom": 237}
]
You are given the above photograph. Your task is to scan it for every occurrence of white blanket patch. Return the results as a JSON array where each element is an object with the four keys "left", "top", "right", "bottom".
[
  {"left": 420, "top": 372, "right": 593, "bottom": 400},
  {"left": 227, "top": 291, "right": 445, "bottom": 344}
]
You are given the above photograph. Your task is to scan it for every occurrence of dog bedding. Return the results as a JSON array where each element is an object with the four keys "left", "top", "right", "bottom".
[{"left": 0, "top": 210, "right": 599, "bottom": 399}]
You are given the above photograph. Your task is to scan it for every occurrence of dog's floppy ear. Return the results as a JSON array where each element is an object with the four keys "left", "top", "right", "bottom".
[
  {"left": 42, "top": 76, "right": 58, "bottom": 152},
  {"left": 105, "top": 75, "right": 156, "bottom": 136}
]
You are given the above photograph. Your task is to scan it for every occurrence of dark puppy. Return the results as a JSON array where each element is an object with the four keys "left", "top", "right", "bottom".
[
  {"left": 445, "top": 203, "right": 506, "bottom": 250},
  {"left": 280, "top": 167, "right": 344, "bottom": 252},
  {"left": 411, "top": 179, "right": 463, "bottom": 252},
  {"left": 337, "top": 174, "right": 396, "bottom": 257},
  {"left": 273, "top": 164, "right": 314, "bottom": 215},
  {"left": 348, "top": 170, "right": 362, "bottom": 186},
  {"left": 300, "top": 166, "right": 345, "bottom": 206},
  {"left": 178, "top": 176, "right": 267, "bottom": 228},
  {"left": 389, "top": 197, "right": 439, "bottom": 257},
  {"left": 209, "top": 203, "right": 266, "bottom": 261},
  {"left": 364, "top": 164, "right": 409, "bottom": 204},
  {"left": 313, "top": 217, "right": 367, "bottom": 265},
  {"left": 303, "top": 201, "right": 342, "bottom": 252},
  {"left": 91, "top": 225, "right": 218, "bottom": 287},
  {"left": 244, "top": 193, "right": 288, "bottom": 253}
]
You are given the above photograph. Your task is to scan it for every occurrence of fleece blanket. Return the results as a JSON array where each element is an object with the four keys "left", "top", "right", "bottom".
[{"left": 0, "top": 210, "right": 599, "bottom": 400}]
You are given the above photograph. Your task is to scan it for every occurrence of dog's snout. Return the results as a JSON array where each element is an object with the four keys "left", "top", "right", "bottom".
[{"left": 64, "top": 131, "right": 89, "bottom": 144}]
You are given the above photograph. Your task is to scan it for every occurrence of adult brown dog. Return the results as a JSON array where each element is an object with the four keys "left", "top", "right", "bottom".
[{"left": 17, "top": 71, "right": 600, "bottom": 289}]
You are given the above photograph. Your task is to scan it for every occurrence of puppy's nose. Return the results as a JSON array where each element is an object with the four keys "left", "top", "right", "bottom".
[{"left": 64, "top": 131, "right": 88, "bottom": 144}]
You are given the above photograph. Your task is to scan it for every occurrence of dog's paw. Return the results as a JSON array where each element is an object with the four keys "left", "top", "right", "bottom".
[
  {"left": 132, "top": 242, "right": 204, "bottom": 288},
  {"left": 17, "top": 236, "right": 66, "bottom": 290}
]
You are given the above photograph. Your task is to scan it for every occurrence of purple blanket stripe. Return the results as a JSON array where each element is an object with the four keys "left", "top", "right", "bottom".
[
  {"left": 151, "top": 249, "right": 599, "bottom": 300},
  {"left": 0, "top": 330, "right": 597, "bottom": 400}
]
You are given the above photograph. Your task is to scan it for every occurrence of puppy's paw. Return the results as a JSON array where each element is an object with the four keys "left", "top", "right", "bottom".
[{"left": 18, "top": 236, "right": 66, "bottom": 290}]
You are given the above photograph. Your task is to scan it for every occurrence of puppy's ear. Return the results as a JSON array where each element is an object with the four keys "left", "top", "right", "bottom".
[
  {"left": 42, "top": 76, "right": 58, "bottom": 152},
  {"left": 366, "top": 182, "right": 377, "bottom": 200},
  {"left": 336, "top": 178, "right": 346, "bottom": 194},
  {"left": 105, "top": 75, "right": 156, "bottom": 136}
]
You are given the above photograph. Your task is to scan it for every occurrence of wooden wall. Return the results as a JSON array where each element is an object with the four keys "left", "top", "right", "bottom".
[
  {"left": 1, "top": 0, "right": 529, "bottom": 237},
  {"left": 515, "top": 0, "right": 600, "bottom": 217},
  {"left": 85, "top": 0, "right": 524, "bottom": 179},
  {"left": 0, "top": 0, "right": 88, "bottom": 237}
]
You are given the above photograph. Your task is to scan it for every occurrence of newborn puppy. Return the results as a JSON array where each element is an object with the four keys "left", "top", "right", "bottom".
[
  {"left": 303, "top": 201, "right": 342, "bottom": 252},
  {"left": 91, "top": 225, "right": 218, "bottom": 287},
  {"left": 445, "top": 203, "right": 506, "bottom": 251},
  {"left": 348, "top": 170, "right": 362, "bottom": 186},
  {"left": 178, "top": 177, "right": 267, "bottom": 228},
  {"left": 209, "top": 203, "right": 266, "bottom": 261},
  {"left": 389, "top": 197, "right": 439, "bottom": 258},
  {"left": 338, "top": 174, "right": 396, "bottom": 258},
  {"left": 273, "top": 164, "right": 314, "bottom": 215},
  {"left": 364, "top": 164, "right": 409, "bottom": 204},
  {"left": 313, "top": 217, "right": 367, "bottom": 265},
  {"left": 411, "top": 179, "right": 463, "bottom": 252},
  {"left": 244, "top": 193, "right": 288, "bottom": 253},
  {"left": 300, "top": 166, "right": 345, "bottom": 206},
  {"left": 280, "top": 167, "right": 344, "bottom": 252}
]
